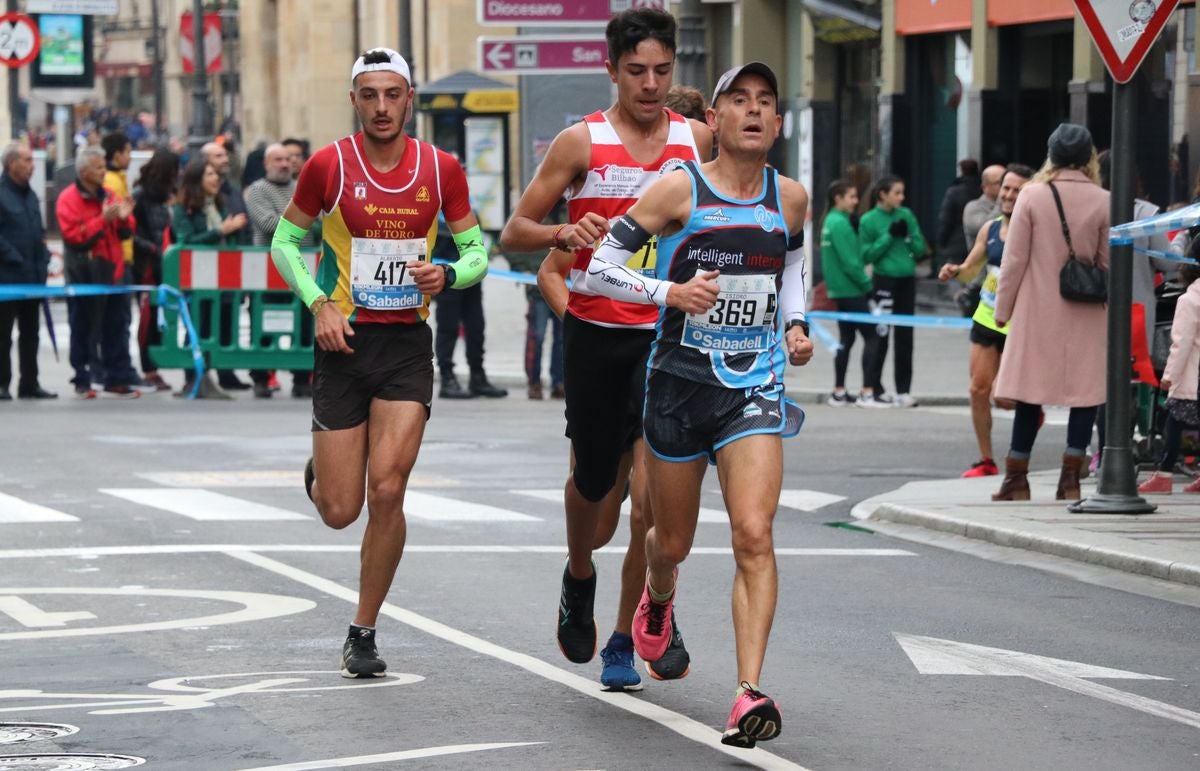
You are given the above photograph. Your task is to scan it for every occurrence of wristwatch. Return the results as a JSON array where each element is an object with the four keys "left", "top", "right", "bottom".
[
  {"left": 441, "top": 264, "right": 457, "bottom": 288},
  {"left": 785, "top": 319, "right": 809, "bottom": 337}
]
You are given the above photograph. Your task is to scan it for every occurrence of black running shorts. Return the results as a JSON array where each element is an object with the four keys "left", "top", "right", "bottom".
[
  {"left": 563, "top": 312, "right": 656, "bottom": 502},
  {"left": 969, "top": 322, "right": 1006, "bottom": 352},
  {"left": 311, "top": 322, "right": 434, "bottom": 431},
  {"left": 643, "top": 369, "right": 787, "bottom": 463}
]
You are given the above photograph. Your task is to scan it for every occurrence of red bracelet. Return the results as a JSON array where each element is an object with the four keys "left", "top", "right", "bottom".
[{"left": 551, "top": 223, "right": 569, "bottom": 250}]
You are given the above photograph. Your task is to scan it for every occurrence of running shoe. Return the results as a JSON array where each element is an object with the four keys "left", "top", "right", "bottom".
[
  {"left": 826, "top": 391, "right": 854, "bottom": 407},
  {"left": 632, "top": 569, "right": 675, "bottom": 663},
  {"left": 893, "top": 393, "right": 918, "bottom": 408},
  {"left": 341, "top": 626, "right": 387, "bottom": 678},
  {"left": 721, "top": 682, "right": 782, "bottom": 749},
  {"left": 74, "top": 385, "right": 97, "bottom": 399},
  {"left": 599, "top": 632, "right": 643, "bottom": 692},
  {"left": 1138, "top": 472, "right": 1173, "bottom": 495},
  {"left": 646, "top": 608, "right": 690, "bottom": 681},
  {"left": 557, "top": 561, "right": 597, "bottom": 664},
  {"left": 1183, "top": 477, "right": 1200, "bottom": 494},
  {"left": 856, "top": 393, "right": 890, "bottom": 409},
  {"left": 304, "top": 457, "right": 315, "bottom": 502},
  {"left": 103, "top": 384, "right": 140, "bottom": 399},
  {"left": 961, "top": 458, "right": 999, "bottom": 478}
]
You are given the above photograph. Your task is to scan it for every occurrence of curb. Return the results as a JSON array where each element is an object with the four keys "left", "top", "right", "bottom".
[{"left": 862, "top": 502, "right": 1200, "bottom": 587}]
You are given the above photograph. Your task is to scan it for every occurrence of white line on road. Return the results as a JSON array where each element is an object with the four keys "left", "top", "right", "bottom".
[
  {"left": 0, "top": 544, "right": 916, "bottom": 559},
  {"left": 225, "top": 550, "right": 812, "bottom": 771},
  {"left": 404, "top": 491, "right": 540, "bottom": 522},
  {"left": 238, "top": 742, "right": 545, "bottom": 770},
  {"left": 778, "top": 489, "right": 847, "bottom": 512},
  {"left": 100, "top": 489, "right": 311, "bottom": 521},
  {"left": 0, "top": 596, "right": 96, "bottom": 627},
  {"left": 511, "top": 488, "right": 729, "bottom": 522},
  {"left": 0, "top": 492, "right": 78, "bottom": 523},
  {"left": 134, "top": 470, "right": 460, "bottom": 489}
]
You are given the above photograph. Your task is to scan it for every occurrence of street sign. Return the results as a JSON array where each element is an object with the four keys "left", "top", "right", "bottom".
[
  {"left": 1074, "top": 0, "right": 1180, "bottom": 84},
  {"left": 180, "top": 11, "right": 222, "bottom": 74},
  {"left": 26, "top": 0, "right": 118, "bottom": 13},
  {"left": 0, "top": 13, "right": 40, "bottom": 69},
  {"left": 478, "top": 0, "right": 666, "bottom": 27},
  {"left": 478, "top": 36, "right": 608, "bottom": 75}
]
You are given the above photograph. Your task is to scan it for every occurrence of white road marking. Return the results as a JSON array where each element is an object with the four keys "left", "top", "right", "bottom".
[
  {"left": 134, "top": 470, "right": 458, "bottom": 488},
  {"left": 0, "top": 588, "right": 314, "bottom": 641},
  {"left": 0, "top": 596, "right": 95, "bottom": 627},
  {"left": 0, "top": 492, "right": 78, "bottom": 523},
  {"left": 226, "top": 550, "right": 811, "bottom": 770},
  {"left": 512, "top": 488, "right": 728, "bottom": 522},
  {"left": 404, "top": 491, "right": 540, "bottom": 522},
  {"left": 238, "top": 743, "right": 545, "bottom": 770},
  {"left": 896, "top": 633, "right": 1200, "bottom": 729},
  {"left": 0, "top": 544, "right": 917, "bottom": 559},
  {"left": 778, "top": 489, "right": 847, "bottom": 512},
  {"left": 100, "top": 489, "right": 310, "bottom": 521}
]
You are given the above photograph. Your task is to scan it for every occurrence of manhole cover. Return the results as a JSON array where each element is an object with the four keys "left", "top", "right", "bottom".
[
  {"left": 0, "top": 724, "right": 80, "bottom": 745},
  {"left": 0, "top": 755, "right": 145, "bottom": 769}
]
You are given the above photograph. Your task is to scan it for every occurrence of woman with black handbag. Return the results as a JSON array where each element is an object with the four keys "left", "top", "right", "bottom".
[{"left": 990, "top": 123, "right": 1110, "bottom": 502}]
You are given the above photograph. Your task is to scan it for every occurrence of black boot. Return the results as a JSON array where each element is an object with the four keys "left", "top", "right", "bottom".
[
  {"left": 439, "top": 372, "right": 474, "bottom": 399},
  {"left": 469, "top": 371, "right": 508, "bottom": 398}
]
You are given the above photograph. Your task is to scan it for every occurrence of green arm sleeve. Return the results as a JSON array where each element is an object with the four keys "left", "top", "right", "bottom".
[
  {"left": 449, "top": 224, "right": 489, "bottom": 289},
  {"left": 270, "top": 217, "right": 324, "bottom": 308}
]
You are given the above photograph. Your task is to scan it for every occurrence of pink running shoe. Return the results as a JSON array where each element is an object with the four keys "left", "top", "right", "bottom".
[
  {"left": 721, "top": 682, "right": 782, "bottom": 748},
  {"left": 1137, "top": 472, "right": 1173, "bottom": 495},
  {"left": 1182, "top": 477, "right": 1200, "bottom": 494},
  {"left": 961, "top": 458, "right": 999, "bottom": 478},
  {"left": 632, "top": 569, "right": 676, "bottom": 663}
]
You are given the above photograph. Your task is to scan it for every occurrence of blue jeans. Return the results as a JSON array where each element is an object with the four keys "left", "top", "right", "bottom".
[{"left": 525, "top": 291, "right": 563, "bottom": 387}]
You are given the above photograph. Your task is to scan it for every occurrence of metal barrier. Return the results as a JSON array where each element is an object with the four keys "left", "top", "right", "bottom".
[{"left": 150, "top": 245, "right": 318, "bottom": 372}]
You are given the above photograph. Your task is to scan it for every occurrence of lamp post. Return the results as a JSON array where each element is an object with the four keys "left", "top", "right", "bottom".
[{"left": 187, "top": 0, "right": 210, "bottom": 152}]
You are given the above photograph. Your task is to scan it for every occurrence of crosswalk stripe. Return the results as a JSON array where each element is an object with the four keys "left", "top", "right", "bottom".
[
  {"left": 134, "top": 470, "right": 458, "bottom": 489},
  {"left": 511, "top": 488, "right": 727, "bottom": 523},
  {"left": 778, "top": 489, "right": 847, "bottom": 512},
  {"left": 0, "top": 492, "right": 79, "bottom": 523},
  {"left": 405, "top": 491, "right": 540, "bottom": 522},
  {"left": 100, "top": 489, "right": 311, "bottom": 521}
]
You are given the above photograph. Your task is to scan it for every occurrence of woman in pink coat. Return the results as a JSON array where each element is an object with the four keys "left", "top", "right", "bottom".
[{"left": 991, "top": 123, "right": 1110, "bottom": 502}]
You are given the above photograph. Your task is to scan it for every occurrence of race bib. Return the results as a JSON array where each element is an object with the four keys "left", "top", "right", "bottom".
[
  {"left": 979, "top": 264, "right": 1000, "bottom": 310},
  {"left": 350, "top": 237, "right": 426, "bottom": 310},
  {"left": 632, "top": 236, "right": 657, "bottom": 277},
  {"left": 682, "top": 273, "right": 777, "bottom": 353}
]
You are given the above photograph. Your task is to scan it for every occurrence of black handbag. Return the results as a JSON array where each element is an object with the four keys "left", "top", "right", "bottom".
[{"left": 1049, "top": 182, "right": 1108, "bottom": 304}]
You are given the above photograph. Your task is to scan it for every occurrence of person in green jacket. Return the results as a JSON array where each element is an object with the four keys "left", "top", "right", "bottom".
[
  {"left": 859, "top": 174, "right": 926, "bottom": 407},
  {"left": 170, "top": 159, "right": 247, "bottom": 246},
  {"left": 819, "top": 179, "right": 885, "bottom": 408}
]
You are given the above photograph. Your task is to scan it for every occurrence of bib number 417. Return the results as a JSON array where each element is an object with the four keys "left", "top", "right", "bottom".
[{"left": 374, "top": 260, "right": 409, "bottom": 286}]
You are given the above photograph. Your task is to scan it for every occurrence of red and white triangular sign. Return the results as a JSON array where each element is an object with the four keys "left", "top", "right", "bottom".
[{"left": 1074, "top": 0, "right": 1180, "bottom": 83}]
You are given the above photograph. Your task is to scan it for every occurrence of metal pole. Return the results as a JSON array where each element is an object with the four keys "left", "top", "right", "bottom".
[
  {"left": 7, "top": 0, "right": 18, "bottom": 141},
  {"left": 1070, "top": 78, "right": 1155, "bottom": 515},
  {"left": 676, "top": 0, "right": 706, "bottom": 93},
  {"left": 152, "top": 0, "right": 164, "bottom": 144},
  {"left": 188, "top": 0, "right": 210, "bottom": 152}
]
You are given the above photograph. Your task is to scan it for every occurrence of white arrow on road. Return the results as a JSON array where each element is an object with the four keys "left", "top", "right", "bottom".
[
  {"left": 0, "top": 597, "right": 95, "bottom": 628},
  {"left": 895, "top": 633, "right": 1200, "bottom": 730},
  {"left": 485, "top": 43, "right": 511, "bottom": 70}
]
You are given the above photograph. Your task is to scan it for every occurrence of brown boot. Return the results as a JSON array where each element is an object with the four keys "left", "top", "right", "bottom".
[
  {"left": 992, "top": 456, "right": 1030, "bottom": 501},
  {"left": 1056, "top": 453, "right": 1085, "bottom": 501}
]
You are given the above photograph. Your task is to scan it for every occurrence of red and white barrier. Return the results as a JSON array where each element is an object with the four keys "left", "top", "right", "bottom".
[{"left": 176, "top": 249, "right": 319, "bottom": 291}]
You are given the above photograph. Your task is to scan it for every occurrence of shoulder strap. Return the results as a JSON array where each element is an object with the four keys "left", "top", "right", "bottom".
[{"left": 1047, "top": 182, "right": 1076, "bottom": 261}]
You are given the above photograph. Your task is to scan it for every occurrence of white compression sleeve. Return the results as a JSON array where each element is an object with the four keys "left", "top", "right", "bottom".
[
  {"left": 580, "top": 215, "right": 673, "bottom": 307},
  {"left": 779, "top": 238, "right": 808, "bottom": 324}
]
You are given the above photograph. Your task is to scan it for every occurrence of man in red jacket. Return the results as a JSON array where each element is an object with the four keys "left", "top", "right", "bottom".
[{"left": 56, "top": 146, "right": 139, "bottom": 398}]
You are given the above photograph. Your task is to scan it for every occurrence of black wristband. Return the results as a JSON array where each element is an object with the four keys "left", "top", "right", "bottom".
[
  {"left": 441, "top": 263, "right": 457, "bottom": 289},
  {"left": 785, "top": 319, "right": 809, "bottom": 337}
]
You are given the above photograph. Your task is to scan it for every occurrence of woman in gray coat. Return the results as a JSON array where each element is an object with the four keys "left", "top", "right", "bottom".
[{"left": 991, "top": 123, "right": 1110, "bottom": 502}]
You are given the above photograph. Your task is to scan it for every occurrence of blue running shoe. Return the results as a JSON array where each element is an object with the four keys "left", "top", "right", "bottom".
[{"left": 599, "top": 632, "right": 643, "bottom": 692}]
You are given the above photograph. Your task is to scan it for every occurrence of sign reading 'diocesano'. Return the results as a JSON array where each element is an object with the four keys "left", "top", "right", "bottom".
[
  {"left": 478, "top": 0, "right": 666, "bottom": 27},
  {"left": 479, "top": 36, "right": 608, "bottom": 75},
  {"left": 1074, "top": 0, "right": 1180, "bottom": 84}
]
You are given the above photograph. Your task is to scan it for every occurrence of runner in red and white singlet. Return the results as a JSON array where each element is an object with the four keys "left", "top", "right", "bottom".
[{"left": 500, "top": 8, "right": 712, "bottom": 691}]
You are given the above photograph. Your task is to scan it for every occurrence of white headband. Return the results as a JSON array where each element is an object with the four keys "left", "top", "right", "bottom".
[{"left": 350, "top": 47, "right": 412, "bottom": 86}]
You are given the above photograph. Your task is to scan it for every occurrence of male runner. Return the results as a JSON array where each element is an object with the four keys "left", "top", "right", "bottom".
[
  {"left": 581, "top": 62, "right": 811, "bottom": 747},
  {"left": 500, "top": 7, "right": 712, "bottom": 691},
  {"left": 270, "top": 48, "right": 488, "bottom": 677},
  {"left": 938, "top": 164, "right": 1032, "bottom": 477}
]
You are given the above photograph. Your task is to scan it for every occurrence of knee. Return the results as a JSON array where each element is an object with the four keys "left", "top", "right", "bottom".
[
  {"left": 317, "top": 496, "right": 363, "bottom": 530},
  {"left": 968, "top": 378, "right": 992, "bottom": 402},
  {"left": 571, "top": 470, "right": 614, "bottom": 504},
  {"left": 367, "top": 474, "right": 409, "bottom": 512},
  {"left": 731, "top": 518, "right": 775, "bottom": 562}
]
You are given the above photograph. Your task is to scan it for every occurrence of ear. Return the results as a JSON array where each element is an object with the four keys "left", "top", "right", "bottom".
[
  {"left": 405, "top": 97, "right": 414, "bottom": 124},
  {"left": 605, "top": 58, "right": 617, "bottom": 85},
  {"left": 705, "top": 105, "right": 718, "bottom": 134}
]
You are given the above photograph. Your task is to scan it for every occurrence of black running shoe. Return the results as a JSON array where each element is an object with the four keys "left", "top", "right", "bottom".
[
  {"left": 646, "top": 608, "right": 691, "bottom": 681},
  {"left": 556, "top": 562, "right": 597, "bottom": 664},
  {"left": 341, "top": 626, "right": 387, "bottom": 678},
  {"left": 304, "top": 457, "right": 315, "bottom": 503}
]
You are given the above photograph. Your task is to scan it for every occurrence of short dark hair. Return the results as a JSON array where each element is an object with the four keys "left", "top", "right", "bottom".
[
  {"left": 959, "top": 159, "right": 979, "bottom": 177},
  {"left": 101, "top": 131, "right": 130, "bottom": 165},
  {"left": 606, "top": 8, "right": 676, "bottom": 68},
  {"left": 665, "top": 84, "right": 705, "bottom": 121},
  {"left": 1003, "top": 163, "right": 1035, "bottom": 184}
]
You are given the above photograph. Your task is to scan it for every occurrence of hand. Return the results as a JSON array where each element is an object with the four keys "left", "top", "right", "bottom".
[
  {"left": 408, "top": 260, "right": 446, "bottom": 295},
  {"left": 560, "top": 212, "right": 610, "bottom": 250},
  {"left": 889, "top": 218, "right": 908, "bottom": 238},
  {"left": 314, "top": 301, "right": 354, "bottom": 354},
  {"left": 221, "top": 213, "right": 247, "bottom": 235},
  {"left": 1160, "top": 378, "right": 1172, "bottom": 392},
  {"left": 102, "top": 202, "right": 123, "bottom": 222},
  {"left": 117, "top": 200, "right": 134, "bottom": 219},
  {"left": 938, "top": 263, "right": 959, "bottom": 282},
  {"left": 786, "top": 326, "right": 814, "bottom": 366},
  {"left": 665, "top": 269, "right": 720, "bottom": 314}
]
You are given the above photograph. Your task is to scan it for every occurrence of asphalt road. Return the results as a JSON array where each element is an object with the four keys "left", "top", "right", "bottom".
[{"left": 1, "top": 392, "right": 1199, "bottom": 770}]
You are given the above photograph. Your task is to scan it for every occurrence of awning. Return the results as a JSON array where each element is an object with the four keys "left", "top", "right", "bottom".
[
  {"left": 895, "top": 0, "right": 971, "bottom": 35},
  {"left": 416, "top": 70, "right": 518, "bottom": 114},
  {"left": 987, "top": 0, "right": 1074, "bottom": 26}
]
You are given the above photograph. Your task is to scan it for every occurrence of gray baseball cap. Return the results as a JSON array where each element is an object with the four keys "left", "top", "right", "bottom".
[{"left": 711, "top": 61, "right": 779, "bottom": 105}]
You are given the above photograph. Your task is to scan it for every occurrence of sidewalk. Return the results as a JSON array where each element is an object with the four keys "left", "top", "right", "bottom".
[{"left": 853, "top": 471, "right": 1200, "bottom": 587}]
